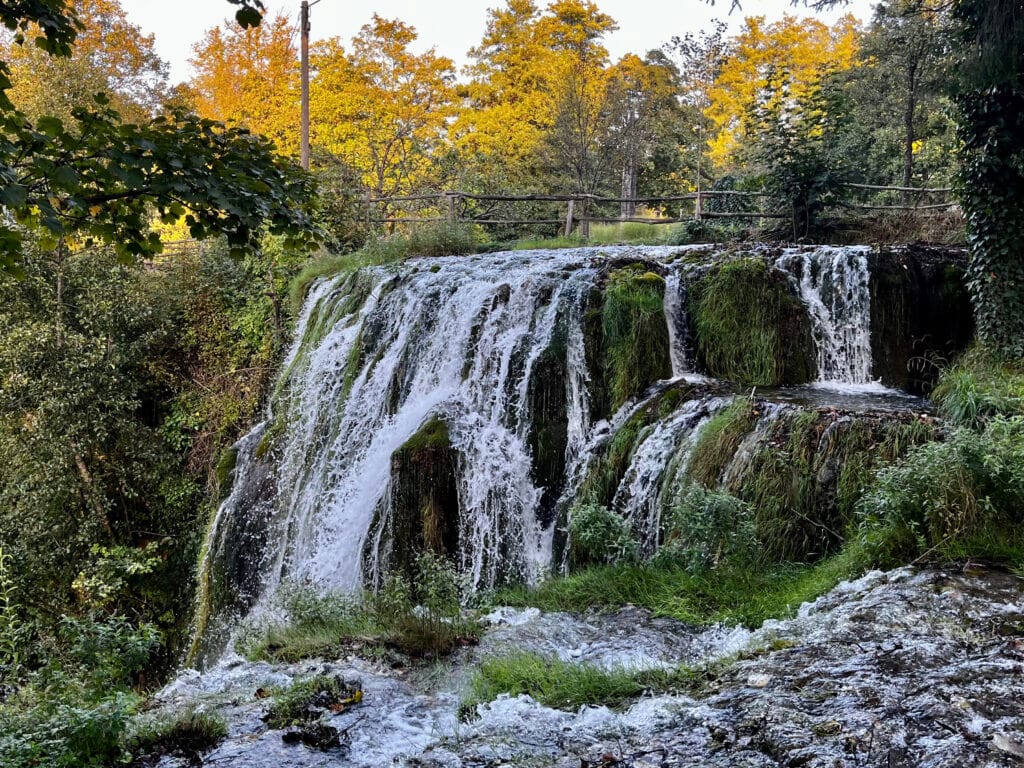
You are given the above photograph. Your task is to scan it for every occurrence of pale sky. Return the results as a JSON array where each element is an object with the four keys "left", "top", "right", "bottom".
[{"left": 119, "top": 0, "right": 878, "bottom": 83}]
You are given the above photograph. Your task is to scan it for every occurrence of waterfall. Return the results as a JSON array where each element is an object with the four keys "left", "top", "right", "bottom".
[
  {"left": 776, "top": 246, "right": 873, "bottom": 386},
  {"left": 611, "top": 396, "right": 727, "bottom": 554},
  {"left": 663, "top": 268, "right": 694, "bottom": 377},
  {"left": 194, "top": 243, "right": 960, "bottom": 660}
]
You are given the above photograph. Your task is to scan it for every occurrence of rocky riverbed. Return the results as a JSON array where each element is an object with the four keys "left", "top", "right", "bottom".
[{"left": 151, "top": 567, "right": 1024, "bottom": 767}]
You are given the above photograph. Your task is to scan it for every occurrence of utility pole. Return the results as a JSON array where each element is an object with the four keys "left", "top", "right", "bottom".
[{"left": 300, "top": 0, "right": 322, "bottom": 171}]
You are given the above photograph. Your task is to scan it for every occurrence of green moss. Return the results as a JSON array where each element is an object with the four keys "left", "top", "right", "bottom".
[
  {"left": 690, "top": 258, "right": 816, "bottom": 386},
  {"left": 601, "top": 266, "right": 672, "bottom": 411},
  {"left": 396, "top": 417, "right": 450, "bottom": 455},
  {"left": 213, "top": 447, "right": 238, "bottom": 499},
  {"left": 687, "top": 398, "right": 758, "bottom": 488},
  {"left": 528, "top": 328, "right": 570, "bottom": 523}
]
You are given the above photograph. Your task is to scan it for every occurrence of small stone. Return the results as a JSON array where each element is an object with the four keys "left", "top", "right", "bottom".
[
  {"left": 747, "top": 674, "right": 773, "bottom": 688},
  {"left": 993, "top": 733, "right": 1024, "bottom": 759}
]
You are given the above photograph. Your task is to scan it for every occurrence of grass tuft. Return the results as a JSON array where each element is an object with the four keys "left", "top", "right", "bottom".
[
  {"left": 495, "top": 549, "right": 860, "bottom": 628},
  {"left": 129, "top": 708, "right": 228, "bottom": 762},
  {"left": 467, "top": 652, "right": 702, "bottom": 712}
]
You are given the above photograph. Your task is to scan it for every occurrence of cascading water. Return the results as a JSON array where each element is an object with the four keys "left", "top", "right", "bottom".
[
  {"left": 776, "top": 246, "right": 874, "bottom": 386},
  {"left": 197, "top": 244, "right": 964, "bottom": 659}
]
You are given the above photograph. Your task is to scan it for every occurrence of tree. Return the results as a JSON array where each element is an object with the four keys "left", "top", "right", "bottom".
[
  {"left": 603, "top": 51, "right": 688, "bottom": 214},
  {"left": 0, "top": 1, "right": 316, "bottom": 276},
  {"left": 309, "top": 15, "right": 456, "bottom": 199},
  {"left": 3, "top": 0, "right": 168, "bottom": 124},
  {"left": 704, "top": 14, "right": 860, "bottom": 170},
  {"left": 852, "top": 0, "right": 954, "bottom": 192},
  {"left": 953, "top": 0, "right": 1024, "bottom": 357},
  {"left": 189, "top": 12, "right": 299, "bottom": 155}
]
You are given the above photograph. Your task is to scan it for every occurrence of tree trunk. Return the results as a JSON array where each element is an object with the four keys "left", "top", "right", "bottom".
[
  {"left": 620, "top": 153, "right": 638, "bottom": 218},
  {"left": 902, "top": 58, "right": 918, "bottom": 204}
]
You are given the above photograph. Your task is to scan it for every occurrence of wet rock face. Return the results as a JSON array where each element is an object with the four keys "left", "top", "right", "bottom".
[
  {"left": 370, "top": 418, "right": 460, "bottom": 580},
  {"left": 158, "top": 568, "right": 1024, "bottom": 768},
  {"left": 527, "top": 323, "right": 570, "bottom": 528},
  {"left": 869, "top": 246, "right": 974, "bottom": 394}
]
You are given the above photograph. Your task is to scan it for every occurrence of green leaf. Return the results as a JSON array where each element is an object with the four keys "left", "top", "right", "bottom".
[{"left": 235, "top": 7, "right": 263, "bottom": 28}]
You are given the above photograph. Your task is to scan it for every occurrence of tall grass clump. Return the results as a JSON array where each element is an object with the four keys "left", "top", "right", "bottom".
[
  {"left": 602, "top": 266, "right": 672, "bottom": 410},
  {"left": 467, "top": 652, "right": 698, "bottom": 712},
  {"left": 405, "top": 221, "right": 481, "bottom": 257},
  {"left": 686, "top": 398, "right": 758, "bottom": 487},
  {"left": 241, "top": 552, "right": 480, "bottom": 663},
  {"left": 690, "top": 259, "right": 815, "bottom": 386},
  {"left": 289, "top": 237, "right": 408, "bottom": 314},
  {"left": 931, "top": 346, "right": 1024, "bottom": 427}
]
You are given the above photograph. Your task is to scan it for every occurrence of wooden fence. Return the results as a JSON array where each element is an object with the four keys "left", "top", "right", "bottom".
[{"left": 361, "top": 183, "right": 960, "bottom": 237}]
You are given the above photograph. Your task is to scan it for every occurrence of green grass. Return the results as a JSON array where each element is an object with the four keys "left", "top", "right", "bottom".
[
  {"left": 494, "top": 548, "right": 861, "bottom": 628},
  {"left": 240, "top": 556, "right": 481, "bottom": 664},
  {"left": 288, "top": 240, "right": 407, "bottom": 314},
  {"left": 587, "top": 221, "right": 674, "bottom": 245},
  {"left": 932, "top": 346, "right": 1024, "bottom": 427},
  {"left": 467, "top": 652, "right": 704, "bottom": 712},
  {"left": 687, "top": 398, "right": 758, "bottom": 488}
]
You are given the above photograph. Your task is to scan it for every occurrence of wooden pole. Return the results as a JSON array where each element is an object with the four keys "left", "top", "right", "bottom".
[
  {"left": 446, "top": 192, "right": 457, "bottom": 224},
  {"left": 565, "top": 199, "right": 575, "bottom": 236},
  {"left": 300, "top": 1, "right": 310, "bottom": 171}
]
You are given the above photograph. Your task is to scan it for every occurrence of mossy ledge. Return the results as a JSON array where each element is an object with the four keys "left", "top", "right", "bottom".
[
  {"left": 689, "top": 258, "right": 816, "bottom": 386},
  {"left": 367, "top": 417, "right": 461, "bottom": 581},
  {"left": 583, "top": 262, "right": 673, "bottom": 420}
]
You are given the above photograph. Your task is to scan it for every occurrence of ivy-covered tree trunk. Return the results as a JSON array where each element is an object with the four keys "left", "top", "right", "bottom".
[{"left": 954, "top": 0, "right": 1024, "bottom": 358}]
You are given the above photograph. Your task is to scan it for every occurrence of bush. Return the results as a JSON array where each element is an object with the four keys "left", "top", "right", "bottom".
[
  {"left": 568, "top": 502, "right": 638, "bottom": 568},
  {"left": 655, "top": 483, "right": 755, "bottom": 572},
  {"left": 858, "top": 416, "right": 1024, "bottom": 567}
]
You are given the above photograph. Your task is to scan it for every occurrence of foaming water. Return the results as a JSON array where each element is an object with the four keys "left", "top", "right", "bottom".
[{"left": 197, "top": 244, "right": 931, "bottom": 659}]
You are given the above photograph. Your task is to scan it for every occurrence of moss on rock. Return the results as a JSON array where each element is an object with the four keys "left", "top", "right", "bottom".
[
  {"left": 600, "top": 265, "right": 673, "bottom": 413},
  {"left": 732, "top": 408, "right": 937, "bottom": 562},
  {"left": 686, "top": 398, "right": 759, "bottom": 488},
  {"left": 372, "top": 417, "right": 461, "bottom": 579},
  {"left": 528, "top": 325, "right": 570, "bottom": 527},
  {"left": 689, "top": 258, "right": 816, "bottom": 386}
]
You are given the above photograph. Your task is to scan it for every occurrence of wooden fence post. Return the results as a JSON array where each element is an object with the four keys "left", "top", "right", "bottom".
[
  {"left": 365, "top": 190, "right": 372, "bottom": 231},
  {"left": 578, "top": 196, "right": 590, "bottom": 239},
  {"left": 565, "top": 198, "right": 575, "bottom": 237},
  {"left": 445, "top": 192, "right": 458, "bottom": 224}
]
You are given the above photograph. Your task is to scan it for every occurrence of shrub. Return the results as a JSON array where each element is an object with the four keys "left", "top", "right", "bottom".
[
  {"left": 655, "top": 483, "right": 755, "bottom": 572},
  {"left": 568, "top": 501, "right": 638, "bottom": 568},
  {"left": 858, "top": 416, "right": 1024, "bottom": 566}
]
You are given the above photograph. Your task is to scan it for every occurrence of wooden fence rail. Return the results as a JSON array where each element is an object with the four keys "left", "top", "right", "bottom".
[{"left": 361, "top": 182, "right": 959, "bottom": 236}]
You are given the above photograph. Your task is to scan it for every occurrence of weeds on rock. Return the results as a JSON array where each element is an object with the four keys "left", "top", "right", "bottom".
[{"left": 242, "top": 553, "right": 481, "bottom": 664}]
